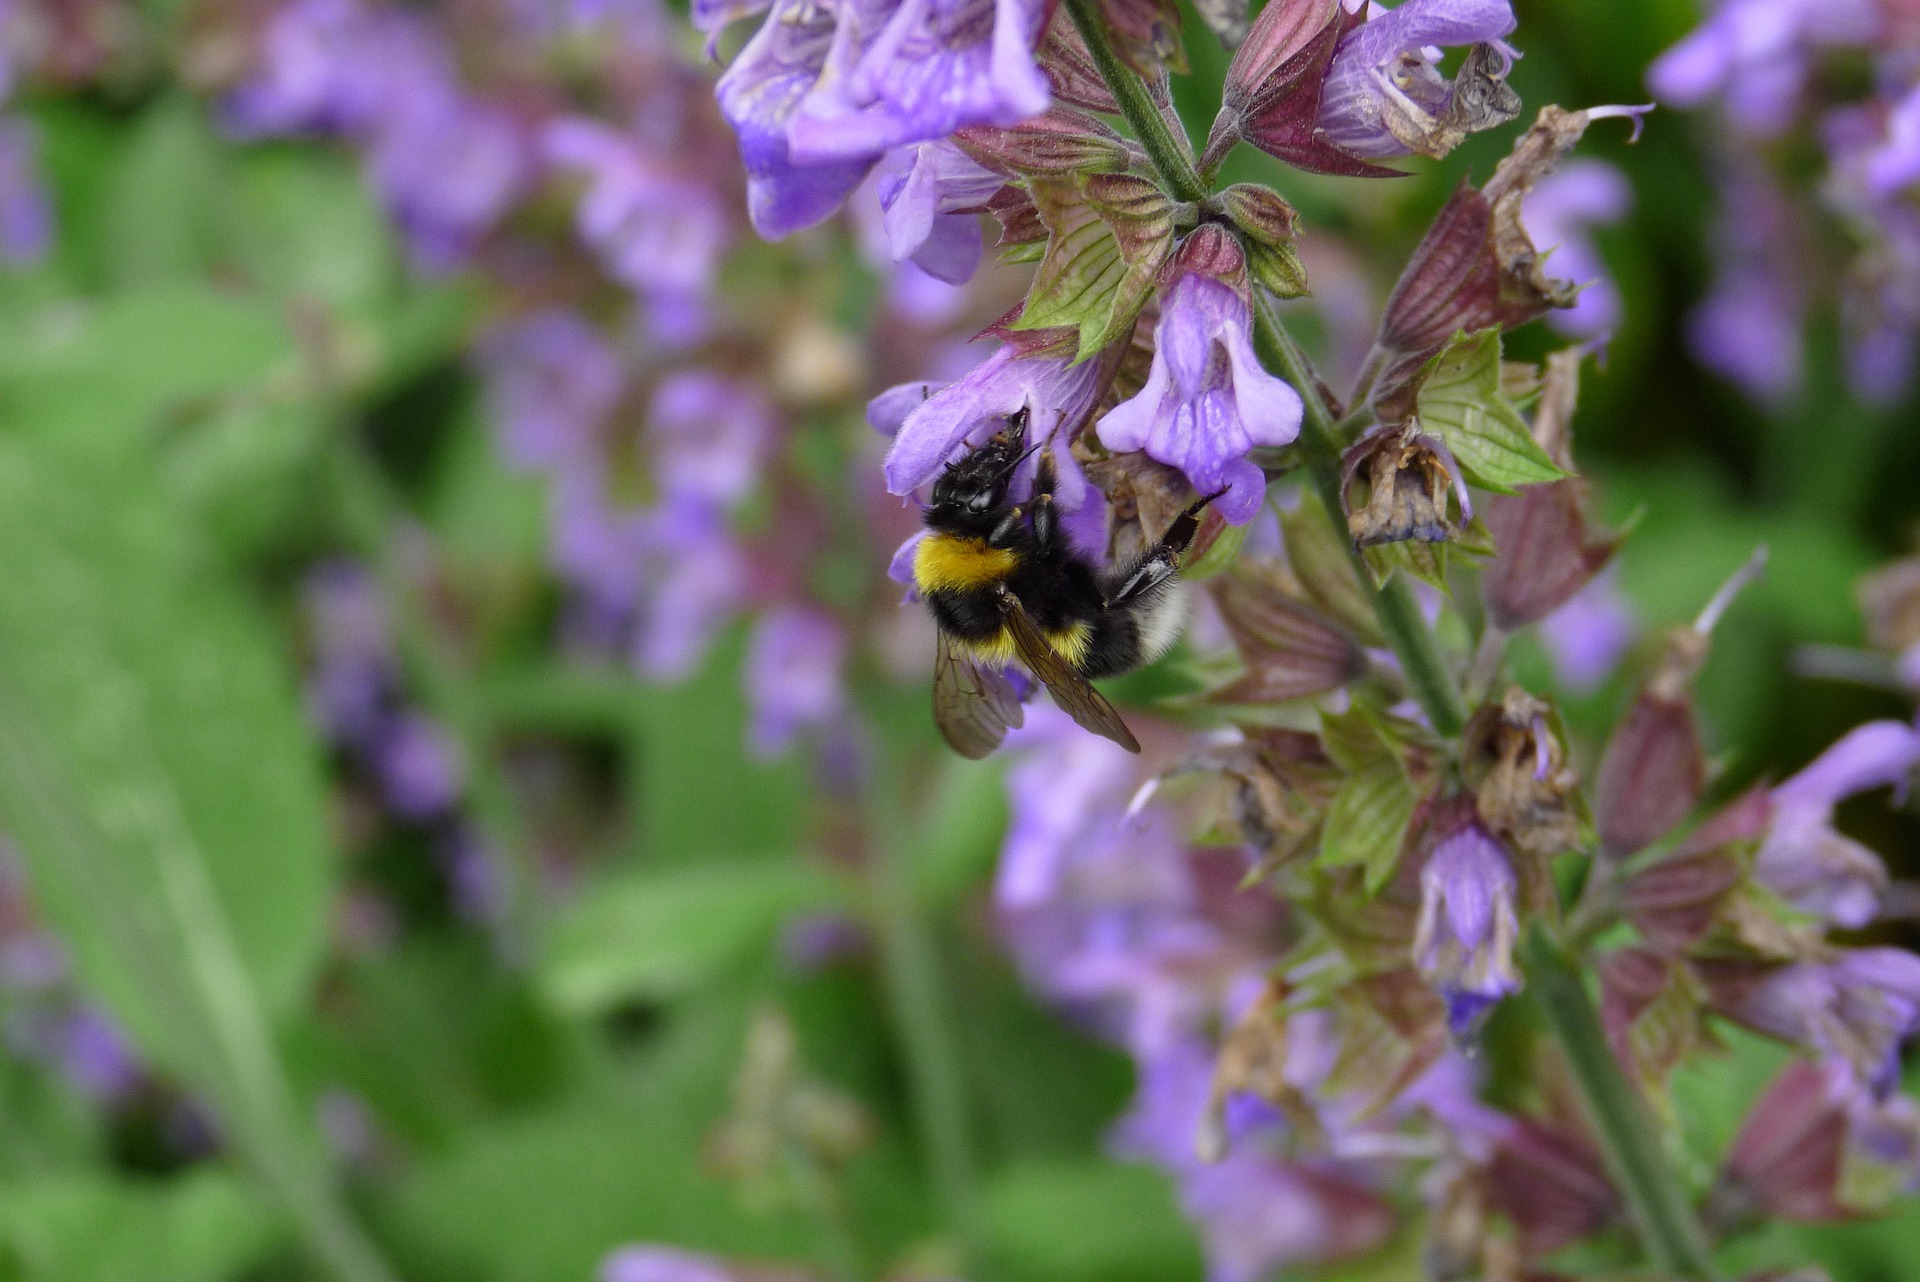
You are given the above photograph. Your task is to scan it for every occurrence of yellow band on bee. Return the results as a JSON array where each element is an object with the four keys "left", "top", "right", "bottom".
[
  {"left": 914, "top": 534, "right": 1018, "bottom": 593},
  {"left": 953, "top": 620, "right": 1091, "bottom": 672}
]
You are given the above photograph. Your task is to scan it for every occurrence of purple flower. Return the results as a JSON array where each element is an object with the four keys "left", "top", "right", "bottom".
[
  {"left": 715, "top": 0, "right": 880, "bottom": 238},
  {"left": 649, "top": 371, "right": 775, "bottom": 509},
  {"left": 368, "top": 94, "right": 529, "bottom": 271},
  {"left": 630, "top": 500, "right": 751, "bottom": 679},
  {"left": 1648, "top": 0, "right": 1878, "bottom": 138},
  {"left": 302, "top": 560, "right": 395, "bottom": 747},
  {"left": 743, "top": 606, "right": 848, "bottom": 757},
  {"left": 550, "top": 467, "right": 647, "bottom": 618},
  {"left": 223, "top": 0, "right": 406, "bottom": 138},
  {"left": 374, "top": 711, "right": 465, "bottom": 820},
  {"left": 785, "top": 0, "right": 1051, "bottom": 165},
  {"left": 544, "top": 117, "right": 730, "bottom": 302},
  {"left": 692, "top": 0, "right": 775, "bottom": 52},
  {"left": 52, "top": 1007, "right": 141, "bottom": 1104},
  {"left": 1096, "top": 265, "right": 1303, "bottom": 525},
  {"left": 1740, "top": 948, "right": 1920, "bottom": 1098},
  {"left": 1316, "top": 0, "right": 1519, "bottom": 161},
  {"left": 876, "top": 140, "right": 1002, "bottom": 284},
  {"left": 881, "top": 343, "right": 1110, "bottom": 554},
  {"left": 1538, "top": 569, "right": 1637, "bottom": 694},
  {"left": 1414, "top": 821, "right": 1522, "bottom": 1035},
  {"left": 600, "top": 1245, "right": 735, "bottom": 1282},
  {"left": 1521, "top": 159, "right": 1632, "bottom": 340},
  {"left": 0, "top": 118, "right": 49, "bottom": 264},
  {"left": 1687, "top": 165, "right": 1806, "bottom": 403},
  {"left": 480, "top": 310, "right": 624, "bottom": 472},
  {"left": 1754, "top": 721, "right": 1918, "bottom": 928}
]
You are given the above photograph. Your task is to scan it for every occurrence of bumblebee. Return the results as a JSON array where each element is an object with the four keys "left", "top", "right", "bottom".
[{"left": 913, "top": 408, "right": 1218, "bottom": 758}]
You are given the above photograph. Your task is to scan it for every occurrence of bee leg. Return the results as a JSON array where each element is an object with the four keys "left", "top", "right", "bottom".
[
  {"left": 1030, "top": 447, "right": 1060, "bottom": 555},
  {"left": 989, "top": 505, "right": 1026, "bottom": 548},
  {"left": 1102, "top": 488, "right": 1228, "bottom": 609}
]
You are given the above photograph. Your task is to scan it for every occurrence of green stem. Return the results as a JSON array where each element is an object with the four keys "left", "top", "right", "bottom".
[
  {"left": 1062, "top": 0, "right": 1467, "bottom": 738},
  {"left": 1061, "top": 0, "right": 1205, "bottom": 203},
  {"left": 1249, "top": 296, "right": 1468, "bottom": 737},
  {"left": 1523, "top": 931, "right": 1720, "bottom": 1281},
  {"left": 867, "top": 758, "right": 980, "bottom": 1265}
]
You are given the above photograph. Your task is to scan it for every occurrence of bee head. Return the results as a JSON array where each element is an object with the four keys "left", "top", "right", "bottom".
[{"left": 926, "top": 408, "right": 1033, "bottom": 536}]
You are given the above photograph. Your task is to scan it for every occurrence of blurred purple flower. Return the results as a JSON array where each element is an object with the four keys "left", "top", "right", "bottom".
[
  {"left": 785, "top": 0, "right": 1051, "bottom": 166},
  {"left": 0, "top": 118, "right": 49, "bottom": 264},
  {"left": 1739, "top": 948, "right": 1920, "bottom": 1098},
  {"left": 480, "top": 310, "right": 624, "bottom": 472},
  {"left": 302, "top": 560, "right": 395, "bottom": 746},
  {"left": 437, "top": 822, "right": 509, "bottom": 924},
  {"left": 1687, "top": 165, "right": 1806, "bottom": 402},
  {"left": 876, "top": 140, "right": 1001, "bottom": 284},
  {"left": 649, "top": 370, "right": 775, "bottom": 509},
  {"left": 631, "top": 501, "right": 751, "bottom": 679},
  {"left": 316, "top": 1087, "right": 379, "bottom": 1164},
  {"left": 1521, "top": 159, "right": 1631, "bottom": 340},
  {"left": 1096, "top": 266, "right": 1302, "bottom": 524},
  {"left": 544, "top": 116, "right": 730, "bottom": 302},
  {"left": 715, "top": 0, "right": 879, "bottom": 238},
  {"left": 1755, "top": 721, "right": 1919, "bottom": 928},
  {"left": 1538, "top": 570, "right": 1637, "bottom": 694},
  {"left": 1414, "top": 821, "right": 1521, "bottom": 1036},
  {"left": 374, "top": 711, "right": 465, "bottom": 820},
  {"left": 223, "top": 0, "right": 407, "bottom": 137},
  {"left": 1648, "top": 0, "right": 1878, "bottom": 138},
  {"left": 550, "top": 468, "right": 646, "bottom": 618},
  {"left": 1317, "top": 0, "right": 1518, "bottom": 161},
  {"left": 600, "top": 1245, "right": 735, "bottom": 1282},
  {"left": 780, "top": 911, "right": 869, "bottom": 969},
  {"left": 53, "top": 1007, "right": 141, "bottom": 1105},
  {"left": 369, "top": 94, "right": 529, "bottom": 271},
  {"left": 743, "top": 605, "right": 848, "bottom": 757}
]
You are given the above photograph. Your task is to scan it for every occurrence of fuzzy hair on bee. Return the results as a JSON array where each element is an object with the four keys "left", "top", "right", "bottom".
[{"left": 912, "top": 408, "right": 1220, "bottom": 758}]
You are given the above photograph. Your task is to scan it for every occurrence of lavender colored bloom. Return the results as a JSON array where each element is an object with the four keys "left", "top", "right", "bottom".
[
  {"left": 0, "top": 118, "right": 49, "bottom": 264},
  {"left": 1538, "top": 570, "right": 1637, "bottom": 694},
  {"left": 649, "top": 371, "right": 775, "bottom": 509},
  {"left": 882, "top": 343, "right": 1110, "bottom": 554},
  {"left": 715, "top": 0, "right": 879, "bottom": 238},
  {"left": 480, "top": 310, "right": 624, "bottom": 472},
  {"left": 302, "top": 560, "right": 395, "bottom": 747},
  {"left": 1096, "top": 270, "right": 1303, "bottom": 524},
  {"left": 1521, "top": 159, "right": 1632, "bottom": 340},
  {"left": 369, "top": 94, "right": 529, "bottom": 271},
  {"left": 600, "top": 1245, "right": 735, "bottom": 1282},
  {"left": 1754, "top": 721, "right": 1919, "bottom": 927},
  {"left": 222, "top": 0, "right": 403, "bottom": 138},
  {"left": 1741, "top": 948, "right": 1920, "bottom": 1098},
  {"left": 1648, "top": 0, "right": 1878, "bottom": 138},
  {"left": 631, "top": 501, "right": 751, "bottom": 679},
  {"left": 374, "top": 711, "right": 465, "bottom": 820},
  {"left": 54, "top": 1007, "right": 141, "bottom": 1104},
  {"left": 1316, "top": 0, "right": 1518, "bottom": 161},
  {"left": 743, "top": 606, "right": 847, "bottom": 757},
  {"left": 692, "top": 0, "right": 775, "bottom": 52},
  {"left": 544, "top": 117, "right": 730, "bottom": 300},
  {"left": 1414, "top": 821, "right": 1522, "bottom": 1035},
  {"left": 876, "top": 141, "right": 1002, "bottom": 284},
  {"left": 550, "top": 467, "right": 647, "bottom": 617},
  {"left": 785, "top": 0, "right": 1051, "bottom": 165}
]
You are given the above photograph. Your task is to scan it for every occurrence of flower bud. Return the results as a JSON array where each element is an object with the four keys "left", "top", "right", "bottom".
[
  {"left": 1710, "top": 1059, "right": 1848, "bottom": 1227},
  {"left": 1211, "top": 565, "right": 1368, "bottom": 704},
  {"left": 953, "top": 107, "right": 1132, "bottom": 179},
  {"left": 1598, "top": 945, "right": 1705, "bottom": 1090},
  {"left": 1341, "top": 424, "right": 1469, "bottom": 548},
  {"left": 1484, "top": 1118, "right": 1621, "bottom": 1257}
]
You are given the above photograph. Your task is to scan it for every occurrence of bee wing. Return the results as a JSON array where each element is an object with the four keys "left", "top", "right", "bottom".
[
  {"left": 996, "top": 587, "right": 1141, "bottom": 754},
  {"left": 933, "top": 629, "right": 1026, "bottom": 759}
]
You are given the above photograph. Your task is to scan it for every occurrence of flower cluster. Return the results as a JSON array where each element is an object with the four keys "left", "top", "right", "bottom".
[{"left": 1650, "top": 0, "right": 1920, "bottom": 401}]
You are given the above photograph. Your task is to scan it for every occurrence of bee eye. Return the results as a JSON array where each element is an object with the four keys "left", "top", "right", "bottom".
[{"left": 967, "top": 492, "right": 993, "bottom": 513}]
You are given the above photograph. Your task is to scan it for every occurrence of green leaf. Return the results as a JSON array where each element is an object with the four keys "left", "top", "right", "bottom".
[
  {"left": 1361, "top": 535, "right": 1450, "bottom": 594},
  {"left": 0, "top": 1169, "right": 281, "bottom": 1282},
  {"left": 0, "top": 429, "right": 393, "bottom": 1282},
  {"left": 540, "top": 862, "right": 849, "bottom": 1014},
  {"left": 1415, "top": 329, "right": 1566, "bottom": 494},
  {"left": 1278, "top": 493, "right": 1385, "bottom": 646},
  {"left": 101, "top": 96, "right": 227, "bottom": 290},
  {"left": 1017, "top": 174, "right": 1174, "bottom": 361},
  {"left": 1320, "top": 763, "right": 1418, "bottom": 892},
  {"left": 980, "top": 1161, "right": 1202, "bottom": 1282}
]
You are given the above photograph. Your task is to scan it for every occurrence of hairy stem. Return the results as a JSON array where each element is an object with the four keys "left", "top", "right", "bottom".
[
  {"left": 1062, "top": 0, "right": 1206, "bottom": 204},
  {"left": 1062, "top": 1, "right": 1468, "bottom": 737},
  {"left": 1524, "top": 931, "right": 1720, "bottom": 1281},
  {"left": 867, "top": 757, "right": 981, "bottom": 1265},
  {"left": 1248, "top": 296, "right": 1469, "bottom": 737}
]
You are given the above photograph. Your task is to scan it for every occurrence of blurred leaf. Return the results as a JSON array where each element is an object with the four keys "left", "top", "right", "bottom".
[
  {"left": 979, "top": 1160, "right": 1202, "bottom": 1282},
  {"left": 227, "top": 149, "right": 395, "bottom": 315},
  {"left": 911, "top": 756, "right": 1009, "bottom": 907},
  {"left": 165, "top": 400, "right": 328, "bottom": 561},
  {"left": 541, "top": 863, "right": 849, "bottom": 1014},
  {"left": 0, "top": 427, "right": 392, "bottom": 1281},
  {"left": 102, "top": 97, "right": 225, "bottom": 290},
  {"left": 0, "top": 1168, "right": 282, "bottom": 1282}
]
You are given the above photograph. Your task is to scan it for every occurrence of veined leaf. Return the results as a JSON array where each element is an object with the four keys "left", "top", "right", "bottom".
[
  {"left": 1017, "top": 174, "right": 1174, "bottom": 362},
  {"left": 1415, "top": 329, "right": 1565, "bottom": 494},
  {"left": 1319, "top": 762, "right": 1419, "bottom": 893}
]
